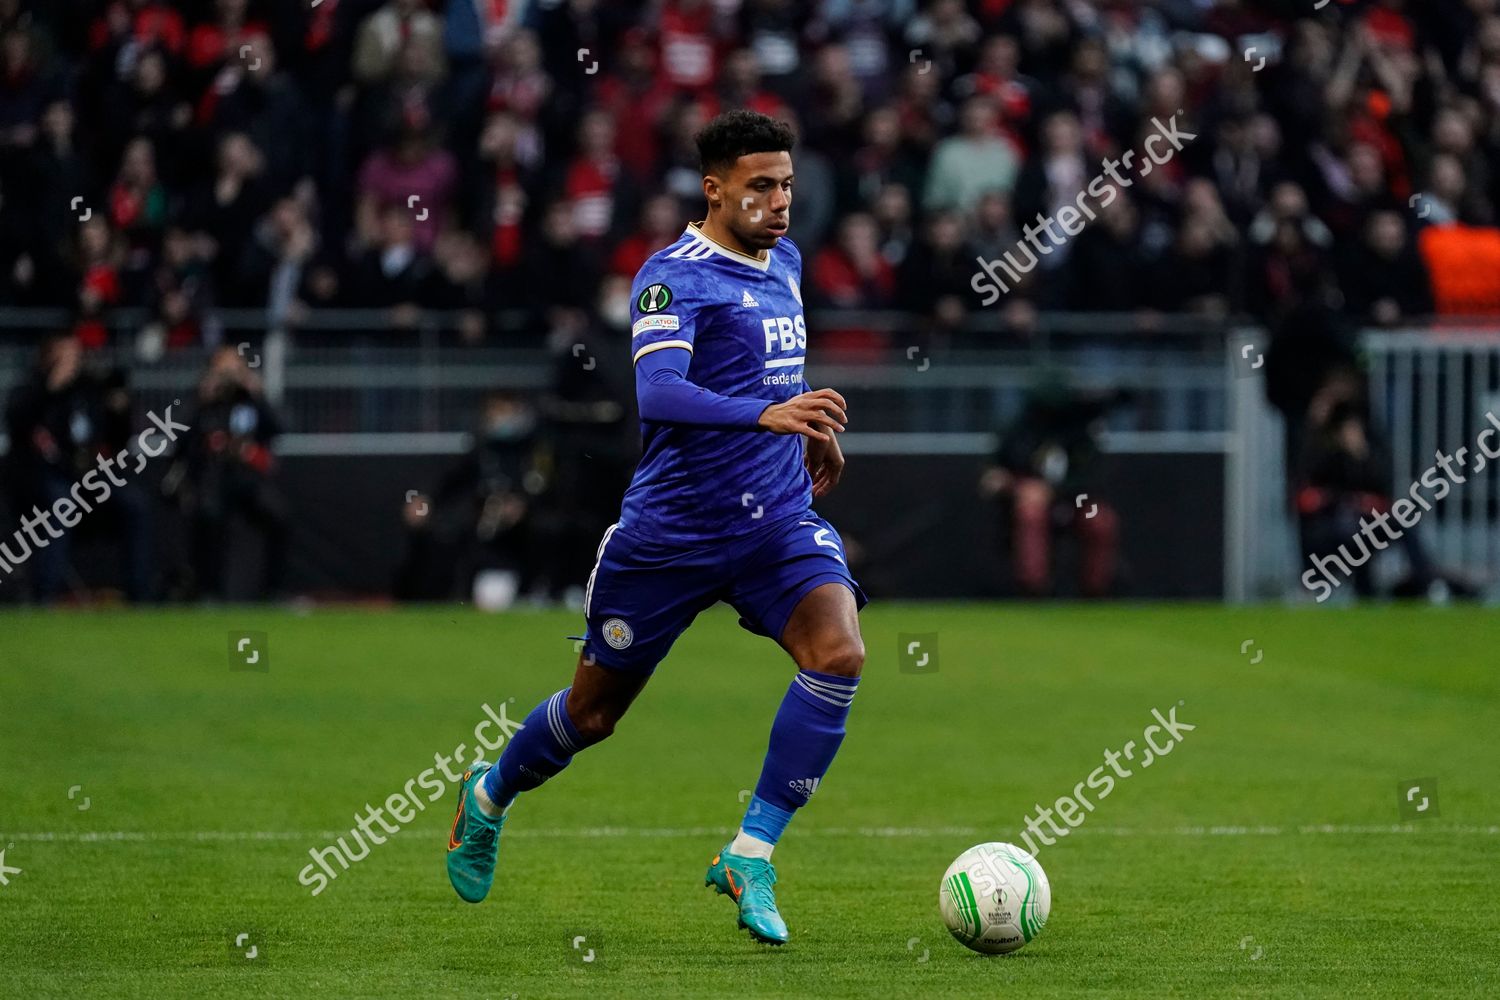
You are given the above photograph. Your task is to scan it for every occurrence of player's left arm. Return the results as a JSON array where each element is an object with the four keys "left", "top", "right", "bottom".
[
  {"left": 788, "top": 239, "right": 846, "bottom": 497},
  {"left": 787, "top": 240, "right": 845, "bottom": 494},
  {"left": 805, "top": 429, "right": 845, "bottom": 498}
]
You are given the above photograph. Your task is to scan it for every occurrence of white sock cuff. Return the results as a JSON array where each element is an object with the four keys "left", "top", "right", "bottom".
[
  {"left": 729, "top": 828, "right": 775, "bottom": 860},
  {"left": 473, "top": 776, "right": 506, "bottom": 818}
]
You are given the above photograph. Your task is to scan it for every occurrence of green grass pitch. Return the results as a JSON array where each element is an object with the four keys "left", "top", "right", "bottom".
[{"left": 2, "top": 604, "right": 1498, "bottom": 998}]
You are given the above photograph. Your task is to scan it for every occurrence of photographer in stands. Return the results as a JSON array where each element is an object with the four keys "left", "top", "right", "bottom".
[
  {"left": 3, "top": 332, "right": 152, "bottom": 602},
  {"left": 166, "top": 345, "right": 289, "bottom": 600}
]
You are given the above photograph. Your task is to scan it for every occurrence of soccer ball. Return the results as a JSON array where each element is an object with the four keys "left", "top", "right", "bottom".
[{"left": 938, "top": 842, "right": 1051, "bottom": 954}]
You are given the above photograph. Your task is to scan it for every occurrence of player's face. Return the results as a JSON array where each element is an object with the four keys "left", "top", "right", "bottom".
[{"left": 714, "top": 151, "right": 794, "bottom": 251}]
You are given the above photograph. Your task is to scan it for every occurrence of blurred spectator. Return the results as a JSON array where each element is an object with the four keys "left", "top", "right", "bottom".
[
  {"left": 802, "top": 43, "right": 865, "bottom": 158},
  {"left": 0, "top": 23, "right": 60, "bottom": 148},
  {"left": 1049, "top": 36, "right": 1127, "bottom": 156},
  {"left": 898, "top": 211, "right": 974, "bottom": 343},
  {"left": 99, "top": 45, "right": 190, "bottom": 171},
  {"left": 141, "top": 225, "right": 216, "bottom": 352},
  {"left": 72, "top": 216, "right": 127, "bottom": 347},
  {"left": 1151, "top": 214, "right": 1236, "bottom": 317},
  {"left": 658, "top": 0, "right": 718, "bottom": 93},
  {"left": 109, "top": 136, "right": 169, "bottom": 250},
  {"left": 476, "top": 109, "right": 541, "bottom": 291},
  {"left": 1152, "top": 178, "right": 1240, "bottom": 316},
  {"left": 610, "top": 193, "right": 686, "bottom": 278},
  {"left": 967, "top": 190, "right": 1020, "bottom": 270},
  {"left": 870, "top": 180, "right": 915, "bottom": 266},
  {"left": 1292, "top": 374, "right": 1474, "bottom": 603},
  {"left": 198, "top": 35, "right": 312, "bottom": 197},
  {"left": 1209, "top": 113, "right": 1284, "bottom": 228},
  {"left": 720, "top": 45, "right": 788, "bottom": 119},
  {"left": 347, "top": 202, "right": 430, "bottom": 313},
  {"left": 185, "top": 131, "right": 269, "bottom": 290},
  {"left": 563, "top": 108, "right": 632, "bottom": 246},
  {"left": 979, "top": 382, "right": 1126, "bottom": 598},
  {"left": 234, "top": 194, "right": 317, "bottom": 319},
  {"left": 954, "top": 34, "right": 1038, "bottom": 144},
  {"left": 593, "top": 27, "right": 675, "bottom": 183},
  {"left": 1337, "top": 210, "right": 1433, "bottom": 327},
  {"left": 1012, "top": 110, "right": 1089, "bottom": 269},
  {"left": 810, "top": 212, "right": 895, "bottom": 353},
  {"left": 184, "top": 0, "right": 267, "bottom": 75},
  {"left": 1247, "top": 182, "right": 1335, "bottom": 322},
  {"left": 784, "top": 109, "right": 837, "bottom": 253},
  {"left": 923, "top": 96, "right": 1019, "bottom": 214},
  {"left": 524, "top": 199, "right": 599, "bottom": 337},
  {"left": 3, "top": 332, "right": 151, "bottom": 602},
  {"left": 837, "top": 104, "right": 923, "bottom": 216},
  {"left": 167, "top": 345, "right": 287, "bottom": 600},
  {"left": 354, "top": 0, "right": 445, "bottom": 86},
  {"left": 422, "top": 230, "right": 495, "bottom": 344},
  {"left": 904, "top": 0, "right": 981, "bottom": 82},
  {"left": 529, "top": 274, "right": 637, "bottom": 600},
  {"left": 1, "top": 0, "right": 1497, "bottom": 338},
  {"left": 484, "top": 28, "right": 550, "bottom": 148},
  {"left": 355, "top": 105, "right": 456, "bottom": 254},
  {"left": 396, "top": 391, "right": 547, "bottom": 606},
  {"left": 1064, "top": 194, "right": 1148, "bottom": 312},
  {"left": 812, "top": 212, "right": 895, "bottom": 307}
]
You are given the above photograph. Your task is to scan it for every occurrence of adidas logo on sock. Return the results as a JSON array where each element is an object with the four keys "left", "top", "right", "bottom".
[
  {"left": 741, "top": 289, "right": 758, "bottom": 307},
  {"left": 787, "top": 777, "right": 820, "bottom": 799}
]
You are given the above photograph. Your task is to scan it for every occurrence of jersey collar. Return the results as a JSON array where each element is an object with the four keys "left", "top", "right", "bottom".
[{"left": 686, "top": 222, "right": 772, "bottom": 272}]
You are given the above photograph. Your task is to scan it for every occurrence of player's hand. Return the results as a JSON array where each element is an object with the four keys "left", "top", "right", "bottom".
[
  {"left": 805, "top": 430, "right": 845, "bottom": 498},
  {"left": 757, "top": 388, "right": 847, "bottom": 442}
]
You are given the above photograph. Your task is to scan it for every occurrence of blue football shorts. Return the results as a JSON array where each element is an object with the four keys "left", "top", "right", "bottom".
[{"left": 578, "top": 510, "right": 868, "bottom": 673}]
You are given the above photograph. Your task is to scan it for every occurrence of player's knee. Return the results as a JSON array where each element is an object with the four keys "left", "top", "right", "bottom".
[
  {"left": 810, "top": 637, "right": 865, "bottom": 678},
  {"left": 568, "top": 704, "right": 621, "bottom": 746},
  {"left": 563, "top": 690, "right": 628, "bottom": 747}
]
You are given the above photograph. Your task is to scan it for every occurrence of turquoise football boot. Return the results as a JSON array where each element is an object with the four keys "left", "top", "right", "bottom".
[
  {"left": 705, "top": 844, "right": 789, "bottom": 945},
  {"left": 446, "top": 761, "right": 506, "bottom": 903}
]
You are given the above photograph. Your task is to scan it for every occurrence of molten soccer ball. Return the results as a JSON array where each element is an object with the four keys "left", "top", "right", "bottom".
[{"left": 939, "top": 842, "right": 1051, "bottom": 954}]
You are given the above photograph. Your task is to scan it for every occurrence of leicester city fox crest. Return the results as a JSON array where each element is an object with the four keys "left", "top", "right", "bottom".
[{"left": 601, "top": 618, "right": 634, "bottom": 649}]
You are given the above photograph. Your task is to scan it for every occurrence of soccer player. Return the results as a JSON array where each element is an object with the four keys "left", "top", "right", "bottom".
[{"left": 446, "top": 110, "right": 867, "bottom": 945}]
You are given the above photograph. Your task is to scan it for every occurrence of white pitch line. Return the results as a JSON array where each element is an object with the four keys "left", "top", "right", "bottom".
[{"left": 3, "top": 824, "right": 1497, "bottom": 843}]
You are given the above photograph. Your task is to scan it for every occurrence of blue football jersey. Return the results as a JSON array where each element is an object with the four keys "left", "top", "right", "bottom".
[{"left": 620, "top": 223, "right": 812, "bottom": 546}]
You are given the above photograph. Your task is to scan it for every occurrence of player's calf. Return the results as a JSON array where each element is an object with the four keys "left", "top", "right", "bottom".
[
  {"left": 707, "top": 583, "right": 864, "bottom": 937},
  {"left": 468, "top": 656, "right": 646, "bottom": 823}
]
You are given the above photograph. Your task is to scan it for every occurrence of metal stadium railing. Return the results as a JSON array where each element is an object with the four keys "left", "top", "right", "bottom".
[
  {"left": 1367, "top": 329, "right": 1500, "bottom": 583},
  {"left": 0, "top": 307, "right": 1236, "bottom": 448},
  {"left": 1226, "top": 326, "right": 1500, "bottom": 602}
]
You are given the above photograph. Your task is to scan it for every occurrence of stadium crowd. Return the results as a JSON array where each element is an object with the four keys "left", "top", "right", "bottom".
[
  {"left": 1, "top": 0, "right": 1499, "bottom": 355},
  {"left": 5, "top": 0, "right": 1500, "bottom": 605}
]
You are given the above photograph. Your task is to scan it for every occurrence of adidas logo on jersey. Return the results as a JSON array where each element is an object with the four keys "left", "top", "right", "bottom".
[
  {"left": 787, "top": 777, "right": 820, "bottom": 799},
  {"left": 741, "top": 289, "right": 759, "bottom": 308}
]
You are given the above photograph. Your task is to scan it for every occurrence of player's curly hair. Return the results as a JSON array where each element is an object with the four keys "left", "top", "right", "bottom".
[{"left": 696, "top": 109, "right": 795, "bottom": 175}]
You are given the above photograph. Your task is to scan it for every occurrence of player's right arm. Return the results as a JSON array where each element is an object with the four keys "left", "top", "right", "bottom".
[
  {"left": 630, "top": 266, "right": 846, "bottom": 439},
  {"left": 634, "top": 348, "right": 845, "bottom": 439}
]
